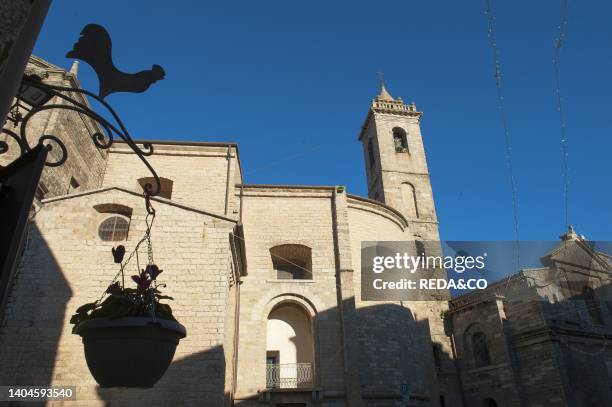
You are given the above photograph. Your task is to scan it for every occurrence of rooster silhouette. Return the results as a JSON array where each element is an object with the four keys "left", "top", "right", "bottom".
[{"left": 66, "top": 24, "right": 165, "bottom": 99}]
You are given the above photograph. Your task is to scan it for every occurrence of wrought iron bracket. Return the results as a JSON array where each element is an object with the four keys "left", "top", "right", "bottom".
[
  {"left": 1, "top": 24, "right": 165, "bottom": 200},
  {"left": 1, "top": 75, "right": 161, "bottom": 199}
]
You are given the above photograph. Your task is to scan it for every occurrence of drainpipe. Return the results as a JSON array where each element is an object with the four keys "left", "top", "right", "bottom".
[
  {"left": 224, "top": 146, "right": 232, "bottom": 216},
  {"left": 231, "top": 276, "right": 241, "bottom": 404},
  {"left": 448, "top": 326, "right": 468, "bottom": 407},
  {"left": 239, "top": 184, "right": 244, "bottom": 222}
]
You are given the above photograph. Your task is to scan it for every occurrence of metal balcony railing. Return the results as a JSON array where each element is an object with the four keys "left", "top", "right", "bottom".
[{"left": 266, "top": 363, "right": 313, "bottom": 389}]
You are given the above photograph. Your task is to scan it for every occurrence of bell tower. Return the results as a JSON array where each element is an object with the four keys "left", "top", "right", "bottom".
[{"left": 358, "top": 82, "right": 439, "bottom": 239}]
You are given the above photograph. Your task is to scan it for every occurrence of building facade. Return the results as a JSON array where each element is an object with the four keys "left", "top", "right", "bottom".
[
  {"left": 446, "top": 229, "right": 612, "bottom": 407},
  {"left": 0, "top": 57, "right": 459, "bottom": 407},
  {"left": 1, "top": 57, "right": 611, "bottom": 407}
]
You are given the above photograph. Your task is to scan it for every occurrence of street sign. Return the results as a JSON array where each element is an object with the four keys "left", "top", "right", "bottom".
[{"left": 401, "top": 383, "right": 409, "bottom": 400}]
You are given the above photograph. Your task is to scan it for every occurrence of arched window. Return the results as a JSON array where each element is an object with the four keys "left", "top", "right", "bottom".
[
  {"left": 392, "top": 127, "right": 409, "bottom": 153},
  {"left": 138, "top": 177, "right": 173, "bottom": 200},
  {"left": 270, "top": 244, "right": 312, "bottom": 280},
  {"left": 400, "top": 182, "right": 419, "bottom": 218},
  {"left": 98, "top": 215, "right": 130, "bottom": 241},
  {"left": 432, "top": 343, "right": 442, "bottom": 369},
  {"left": 471, "top": 331, "right": 491, "bottom": 367},
  {"left": 367, "top": 139, "right": 376, "bottom": 167},
  {"left": 266, "top": 302, "right": 315, "bottom": 388}
]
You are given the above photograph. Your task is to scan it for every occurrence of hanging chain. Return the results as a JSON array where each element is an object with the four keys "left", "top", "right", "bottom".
[
  {"left": 146, "top": 211, "right": 155, "bottom": 267},
  {"left": 95, "top": 192, "right": 156, "bottom": 304},
  {"left": 143, "top": 192, "right": 157, "bottom": 317}
]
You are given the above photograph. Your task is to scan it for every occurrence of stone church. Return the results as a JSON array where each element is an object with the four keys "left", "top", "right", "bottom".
[{"left": 1, "top": 56, "right": 611, "bottom": 407}]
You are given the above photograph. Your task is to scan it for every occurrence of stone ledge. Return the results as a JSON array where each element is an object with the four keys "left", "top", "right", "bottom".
[{"left": 266, "top": 279, "right": 316, "bottom": 284}]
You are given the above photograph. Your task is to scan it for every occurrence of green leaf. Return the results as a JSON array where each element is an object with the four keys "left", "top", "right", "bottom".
[
  {"left": 155, "top": 303, "right": 177, "bottom": 321},
  {"left": 155, "top": 295, "right": 174, "bottom": 301}
]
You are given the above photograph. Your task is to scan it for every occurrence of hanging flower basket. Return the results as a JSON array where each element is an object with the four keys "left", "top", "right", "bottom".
[
  {"left": 74, "top": 317, "right": 185, "bottom": 388},
  {"left": 70, "top": 199, "right": 186, "bottom": 388}
]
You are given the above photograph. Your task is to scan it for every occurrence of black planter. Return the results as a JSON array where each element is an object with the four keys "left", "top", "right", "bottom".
[{"left": 74, "top": 317, "right": 187, "bottom": 388}]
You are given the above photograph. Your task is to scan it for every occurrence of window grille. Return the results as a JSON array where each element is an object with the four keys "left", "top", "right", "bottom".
[{"left": 98, "top": 216, "right": 129, "bottom": 241}]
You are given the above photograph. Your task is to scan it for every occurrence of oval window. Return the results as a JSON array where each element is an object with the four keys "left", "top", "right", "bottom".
[{"left": 98, "top": 216, "right": 129, "bottom": 241}]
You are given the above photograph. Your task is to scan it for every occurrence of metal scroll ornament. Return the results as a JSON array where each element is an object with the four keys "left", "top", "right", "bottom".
[{"left": 1, "top": 24, "right": 165, "bottom": 204}]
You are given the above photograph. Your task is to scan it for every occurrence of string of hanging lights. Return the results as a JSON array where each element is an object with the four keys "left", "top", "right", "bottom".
[{"left": 484, "top": 0, "right": 521, "bottom": 273}]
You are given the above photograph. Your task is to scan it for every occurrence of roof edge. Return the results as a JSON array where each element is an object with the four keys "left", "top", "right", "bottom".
[
  {"left": 41, "top": 186, "right": 237, "bottom": 223},
  {"left": 113, "top": 139, "right": 244, "bottom": 183},
  {"left": 346, "top": 193, "right": 409, "bottom": 228},
  {"left": 238, "top": 183, "right": 336, "bottom": 191}
]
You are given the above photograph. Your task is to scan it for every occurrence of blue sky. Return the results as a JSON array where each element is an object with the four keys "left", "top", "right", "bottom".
[{"left": 33, "top": 0, "right": 612, "bottom": 241}]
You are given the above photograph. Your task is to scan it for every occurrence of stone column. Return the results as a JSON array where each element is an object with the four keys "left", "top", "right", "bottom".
[{"left": 331, "top": 187, "right": 363, "bottom": 405}]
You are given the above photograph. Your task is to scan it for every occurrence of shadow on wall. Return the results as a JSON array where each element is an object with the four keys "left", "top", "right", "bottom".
[
  {"left": 518, "top": 279, "right": 612, "bottom": 407},
  {"left": 354, "top": 302, "right": 439, "bottom": 399},
  {"left": 450, "top": 244, "right": 612, "bottom": 407},
  {"left": 237, "top": 297, "right": 458, "bottom": 407},
  {"left": 0, "top": 226, "right": 457, "bottom": 406},
  {"left": 96, "top": 346, "right": 226, "bottom": 407},
  {"left": 5, "top": 224, "right": 612, "bottom": 406},
  {"left": 0, "top": 223, "right": 71, "bottom": 391},
  {"left": 0, "top": 222, "right": 229, "bottom": 406},
  {"left": 352, "top": 302, "right": 462, "bottom": 407}
]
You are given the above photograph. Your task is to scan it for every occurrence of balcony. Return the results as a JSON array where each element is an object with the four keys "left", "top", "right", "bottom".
[{"left": 266, "top": 363, "right": 313, "bottom": 389}]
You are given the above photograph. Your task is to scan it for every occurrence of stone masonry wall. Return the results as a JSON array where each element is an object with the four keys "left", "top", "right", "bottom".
[
  {"left": 103, "top": 143, "right": 240, "bottom": 217},
  {"left": 449, "top": 300, "right": 524, "bottom": 407},
  {"left": 504, "top": 299, "right": 612, "bottom": 407},
  {"left": 0, "top": 189, "right": 237, "bottom": 406},
  {"left": 347, "top": 200, "right": 448, "bottom": 406},
  {"left": 235, "top": 186, "right": 347, "bottom": 406},
  {"left": 359, "top": 110, "right": 439, "bottom": 242},
  {"left": 372, "top": 113, "right": 438, "bottom": 226},
  {"left": 1, "top": 57, "right": 108, "bottom": 198},
  {"left": 0, "top": 1, "right": 32, "bottom": 77}
]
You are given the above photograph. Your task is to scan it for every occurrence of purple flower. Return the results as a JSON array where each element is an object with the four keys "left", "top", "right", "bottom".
[
  {"left": 106, "top": 281, "right": 121, "bottom": 294},
  {"left": 112, "top": 245, "right": 126, "bottom": 263},
  {"left": 144, "top": 264, "right": 163, "bottom": 280},
  {"left": 131, "top": 274, "right": 151, "bottom": 292}
]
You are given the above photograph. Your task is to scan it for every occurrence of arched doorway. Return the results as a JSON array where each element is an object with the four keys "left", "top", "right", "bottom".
[{"left": 266, "top": 302, "right": 314, "bottom": 389}]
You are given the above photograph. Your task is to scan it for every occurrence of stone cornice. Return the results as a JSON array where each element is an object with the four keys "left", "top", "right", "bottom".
[
  {"left": 358, "top": 104, "right": 423, "bottom": 141},
  {"left": 346, "top": 194, "right": 408, "bottom": 230},
  {"left": 236, "top": 184, "right": 335, "bottom": 199}
]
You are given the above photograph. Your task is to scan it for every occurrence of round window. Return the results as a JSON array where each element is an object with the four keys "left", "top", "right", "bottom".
[{"left": 98, "top": 216, "right": 129, "bottom": 241}]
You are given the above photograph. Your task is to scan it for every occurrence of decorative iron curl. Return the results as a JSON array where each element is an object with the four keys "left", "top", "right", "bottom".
[
  {"left": 38, "top": 135, "right": 68, "bottom": 167},
  {"left": 1, "top": 128, "right": 26, "bottom": 156},
  {"left": 1, "top": 76, "right": 161, "bottom": 196}
]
